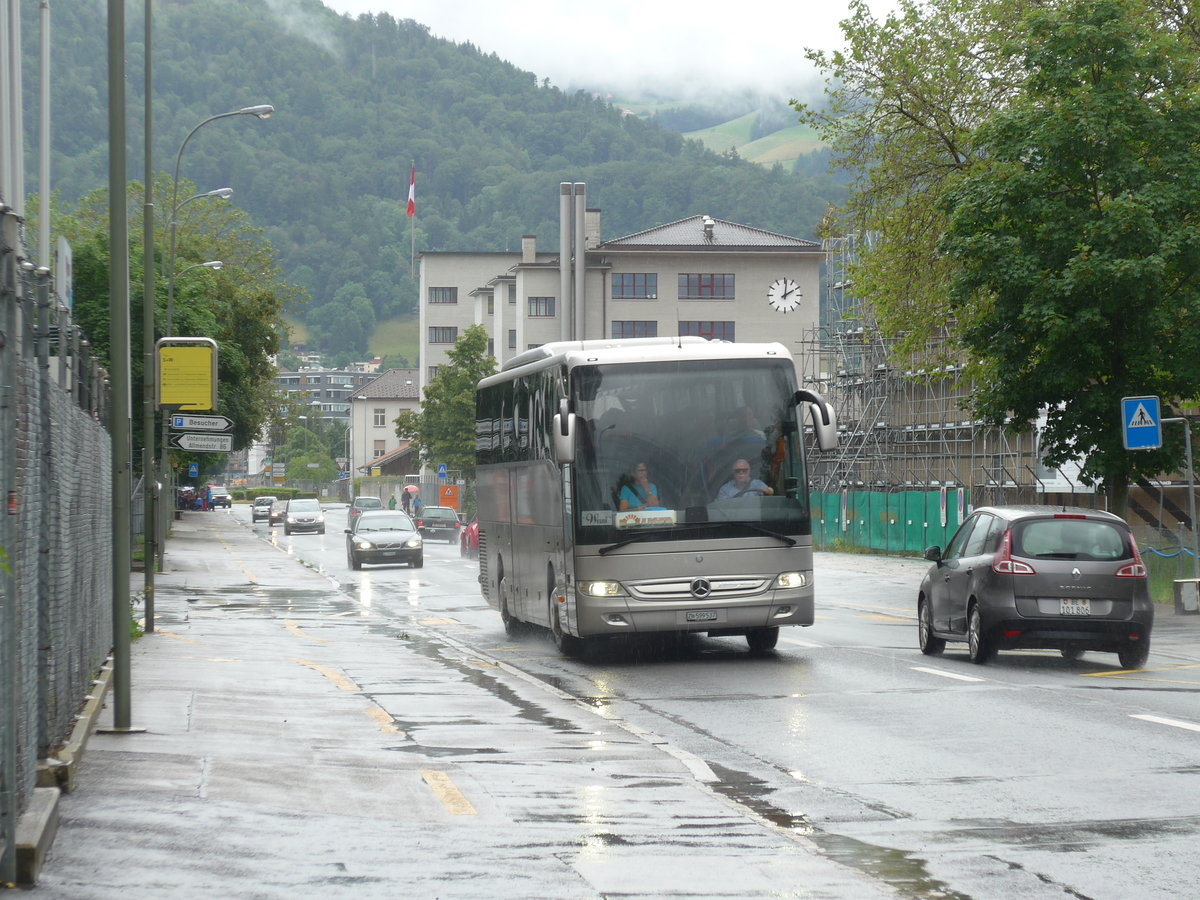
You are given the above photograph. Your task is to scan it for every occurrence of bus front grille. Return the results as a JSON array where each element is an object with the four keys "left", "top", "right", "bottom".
[{"left": 628, "top": 577, "right": 770, "bottom": 602}]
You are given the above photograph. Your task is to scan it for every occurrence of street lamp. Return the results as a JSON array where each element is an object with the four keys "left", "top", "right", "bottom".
[
  {"left": 165, "top": 188, "right": 231, "bottom": 334},
  {"left": 166, "top": 104, "right": 273, "bottom": 335}
]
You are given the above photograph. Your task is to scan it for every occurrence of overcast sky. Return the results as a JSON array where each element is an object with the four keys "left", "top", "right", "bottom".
[{"left": 318, "top": 0, "right": 899, "bottom": 98}]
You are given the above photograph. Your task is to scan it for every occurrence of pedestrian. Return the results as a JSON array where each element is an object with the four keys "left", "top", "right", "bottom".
[
  {"left": 388, "top": 494, "right": 397, "bottom": 510},
  {"left": 412, "top": 492, "right": 423, "bottom": 515},
  {"left": 401, "top": 491, "right": 412, "bottom": 514}
]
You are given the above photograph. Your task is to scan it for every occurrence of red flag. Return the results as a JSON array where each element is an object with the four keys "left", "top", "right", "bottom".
[{"left": 406, "top": 164, "right": 415, "bottom": 218}]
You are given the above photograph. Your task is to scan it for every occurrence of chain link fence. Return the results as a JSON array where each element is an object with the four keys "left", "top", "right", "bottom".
[{"left": 2, "top": 242, "right": 114, "bottom": 880}]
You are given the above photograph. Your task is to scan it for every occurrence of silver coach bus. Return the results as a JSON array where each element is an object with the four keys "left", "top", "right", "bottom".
[{"left": 475, "top": 337, "right": 837, "bottom": 655}]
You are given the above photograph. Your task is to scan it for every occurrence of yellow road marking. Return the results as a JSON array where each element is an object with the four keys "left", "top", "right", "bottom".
[
  {"left": 1082, "top": 663, "right": 1200, "bottom": 683},
  {"left": 858, "top": 613, "right": 910, "bottom": 622},
  {"left": 155, "top": 629, "right": 210, "bottom": 645},
  {"left": 289, "top": 657, "right": 359, "bottom": 692},
  {"left": 285, "top": 619, "right": 329, "bottom": 644},
  {"left": 365, "top": 707, "right": 404, "bottom": 734},
  {"left": 420, "top": 770, "right": 477, "bottom": 815},
  {"left": 466, "top": 660, "right": 498, "bottom": 668},
  {"left": 418, "top": 617, "right": 459, "bottom": 625}
]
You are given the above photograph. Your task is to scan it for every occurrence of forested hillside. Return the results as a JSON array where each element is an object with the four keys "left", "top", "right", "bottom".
[{"left": 23, "top": 0, "right": 844, "bottom": 360}]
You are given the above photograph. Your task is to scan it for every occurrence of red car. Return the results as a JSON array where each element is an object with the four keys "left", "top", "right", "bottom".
[{"left": 459, "top": 516, "right": 479, "bottom": 558}]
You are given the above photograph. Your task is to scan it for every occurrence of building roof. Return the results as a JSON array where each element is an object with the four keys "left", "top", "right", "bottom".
[
  {"left": 357, "top": 440, "right": 417, "bottom": 474},
  {"left": 354, "top": 368, "right": 421, "bottom": 400},
  {"left": 601, "top": 215, "right": 822, "bottom": 251}
]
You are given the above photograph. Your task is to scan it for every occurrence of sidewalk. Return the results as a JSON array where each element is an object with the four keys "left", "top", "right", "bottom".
[{"left": 30, "top": 512, "right": 897, "bottom": 899}]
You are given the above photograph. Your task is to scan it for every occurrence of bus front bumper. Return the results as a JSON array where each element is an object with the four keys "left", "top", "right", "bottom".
[{"left": 573, "top": 589, "right": 815, "bottom": 636}]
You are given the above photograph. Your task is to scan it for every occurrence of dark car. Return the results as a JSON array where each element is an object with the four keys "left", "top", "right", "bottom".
[
  {"left": 348, "top": 496, "right": 384, "bottom": 525},
  {"left": 414, "top": 505, "right": 461, "bottom": 543},
  {"left": 459, "top": 516, "right": 479, "bottom": 558},
  {"left": 251, "top": 495, "right": 277, "bottom": 522},
  {"left": 917, "top": 505, "right": 1153, "bottom": 668},
  {"left": 346, "top": 510, "right": 423, "bottom": 569},
  {"left": 209, "top": 486, "right": 232, "bottom": 508},
  {"left": 283, "top": 498, "right": 325, "bottom": 535},
  {"left": 268, "top": 499, "right": 288, "bottom": 527}
]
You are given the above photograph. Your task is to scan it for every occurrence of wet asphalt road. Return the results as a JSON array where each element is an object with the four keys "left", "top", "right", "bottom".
[{"left": 271, "top": 503, "right": 1200, "bottom": 900}]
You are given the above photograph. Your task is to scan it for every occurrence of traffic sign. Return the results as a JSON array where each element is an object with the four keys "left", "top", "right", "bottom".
[
  {"left": 437, "top": 463, "right": 448, "bottom": 480},
  {"left": 188, "top": 463, "right": 199, "bottom": 478},
  {"left": 1122, "top": 396, "right": 1162, "bottom": 450},
  {"left": 171, "top": 414, "right": 233, "bottom": 432},
  {"left": 169, "top": 432, "right": 233, "bottom": 453}
]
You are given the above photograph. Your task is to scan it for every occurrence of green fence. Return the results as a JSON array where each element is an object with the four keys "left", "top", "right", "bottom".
[{"left": 811, "top": 489, "right": 971, "bottom": 555}]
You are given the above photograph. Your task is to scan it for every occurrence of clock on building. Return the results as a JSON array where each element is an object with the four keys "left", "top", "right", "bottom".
[{"left": 767, "top": 278, "right": 801, "bottom": 313}]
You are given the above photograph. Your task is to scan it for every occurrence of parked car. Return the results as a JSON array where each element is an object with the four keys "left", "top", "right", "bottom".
[
  {"left": 268, "top": 499, "right": 288, "bottom": 528},
  {"left": 414, "top": 505, "right": 461, "bottom": 543},
  {"left": 283, "top": 498, "right": 325, "bottom": 535},
  {"left": 209, "top": 486, "right": 232, "bottom": 508},
  {"left": 917, "top": 505, "right": 1153, "bottom": 668},
  {"left": 459, "top": 516, "right": 479, "bottom": 558},
  {"left": 345, "top": 510, "right": 422, "bottom": 569},
  {"left": 348, "top": 496, "right": 385, "bottom": 525},
  {"left": 251, "top": 495, "right": 277, "bottom": 522}
]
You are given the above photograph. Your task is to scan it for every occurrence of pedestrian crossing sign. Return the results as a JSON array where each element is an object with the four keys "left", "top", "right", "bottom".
[{"left": 1122, "top": 395, "right": 1161, "bottom": 450}]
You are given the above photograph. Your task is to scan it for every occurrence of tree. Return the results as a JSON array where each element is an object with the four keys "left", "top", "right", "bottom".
[
  {"left": 395, "top": 325, "right": 496, "bottom": 480},
  {"left": 940, "top": 0, "right": 1200, "bottom": 512},
  {"left": 798, "top": 0, "right": 1026, "bottom": 357}
]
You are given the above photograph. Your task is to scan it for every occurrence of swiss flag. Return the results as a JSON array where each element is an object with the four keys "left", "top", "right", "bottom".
[{"left": 406, "top": 164, "right": 415, "bottom": 218}]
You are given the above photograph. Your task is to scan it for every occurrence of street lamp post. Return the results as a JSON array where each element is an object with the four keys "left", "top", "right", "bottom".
[{"left": 165, "top": 188, "right": 232, "bottom": 334}]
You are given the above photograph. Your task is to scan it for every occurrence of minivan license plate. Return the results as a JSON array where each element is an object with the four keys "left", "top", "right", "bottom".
[
  {"left": 1060, "top": 598, "right": 1091, "bottom": 616},
  {"left": 686, "top": 610, "right": 719, "bottom": 622}
]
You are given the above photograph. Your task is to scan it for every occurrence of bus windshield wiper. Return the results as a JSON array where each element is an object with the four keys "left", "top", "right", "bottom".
[{"left": 598, "top": 522, "right": 795, "bottom": 555}]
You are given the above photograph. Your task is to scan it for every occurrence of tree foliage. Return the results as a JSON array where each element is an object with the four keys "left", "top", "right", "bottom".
[
  {"left": 940, "top": 0, "right": 1200, "bottom": 509},
  {"left": 798, "top": 0, "right": 1027, "bottom": 357},
  {"left": 395, "top": 326, "right": 495, "bottom": 481}
]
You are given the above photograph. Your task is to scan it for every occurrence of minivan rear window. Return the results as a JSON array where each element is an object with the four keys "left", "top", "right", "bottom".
[{"left": 1015, "top": 519, "right": 1128, "bottom": 561}]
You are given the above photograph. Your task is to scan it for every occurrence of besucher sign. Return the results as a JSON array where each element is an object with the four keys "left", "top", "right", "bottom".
[{"left": 171, "top": 414, "right": 233, "bottom": 432}]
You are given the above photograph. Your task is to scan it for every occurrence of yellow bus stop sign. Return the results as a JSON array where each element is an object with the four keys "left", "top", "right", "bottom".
[{"left": 157, "top": 338, "right": 218, "bottom": 410}]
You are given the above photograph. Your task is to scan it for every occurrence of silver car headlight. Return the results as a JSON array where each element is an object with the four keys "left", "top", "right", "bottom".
[
  {"left": 405, "top": 537, "right": 422, "bottom": 548},
  {"left": 354, "top": 539, "right": 374, "bottom": 550}
]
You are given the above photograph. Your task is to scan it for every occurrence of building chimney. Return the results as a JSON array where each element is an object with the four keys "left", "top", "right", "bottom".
[
  {"left": 521, "top": 234, "right": 536, "bottom": 264},
  {"left": 585, "top": 208, "right": 601, "bottom": 249}
]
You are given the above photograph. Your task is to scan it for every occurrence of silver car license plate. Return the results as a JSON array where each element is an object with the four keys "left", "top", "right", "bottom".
[
  {"left": 686, "top": 610, "right": 719, "bottom": 622},
  {"left": 1060, "top": 598, "right": 1091, "bottom": 616}
]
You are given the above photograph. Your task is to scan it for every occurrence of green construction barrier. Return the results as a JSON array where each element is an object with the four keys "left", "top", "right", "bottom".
[{"left": 811, "top": 489, "right": 970, "bottom": 555}]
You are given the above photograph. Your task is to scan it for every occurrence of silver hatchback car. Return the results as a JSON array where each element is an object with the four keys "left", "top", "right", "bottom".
[{"left": 917, "top": 505, "right": 1153, "bottom": 667}]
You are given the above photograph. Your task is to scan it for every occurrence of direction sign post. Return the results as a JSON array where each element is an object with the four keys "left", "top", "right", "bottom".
[
  {"left": 171, "top": 414, "right": 233, "bottom": 432},
  {"left": 168, "top": 432, "right": 233, "bottom": 453}
]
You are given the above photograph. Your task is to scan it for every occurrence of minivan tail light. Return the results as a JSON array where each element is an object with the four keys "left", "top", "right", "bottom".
[
  {"left": 992, "top": 529, "right": 1036, "bottom": 575},
  {"left": 1116, "top": 535, "right": 1148, "bottom": 578}
]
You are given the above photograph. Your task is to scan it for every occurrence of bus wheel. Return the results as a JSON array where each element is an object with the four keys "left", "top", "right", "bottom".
[
  {"left": 499, "top": 577, "right": 519, "bottom": 637},
  {"left": 550, "top": 598, "right": 586, "bottom": 657},
  {"left": 746, "top": 627, "right": 779, "bottom": 653}
]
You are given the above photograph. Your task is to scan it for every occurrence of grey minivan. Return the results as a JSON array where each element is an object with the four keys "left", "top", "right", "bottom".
[{"left": 917, "top": 505, "right": 1153, "bottom": 667}]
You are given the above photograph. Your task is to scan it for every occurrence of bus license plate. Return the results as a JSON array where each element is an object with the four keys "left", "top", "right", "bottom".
[
  {"left": 1060, "top": 598, "right": 1091, "bottom": 616},
  {"left": 686, "top": 610, "right": 719, "bottom": 622}
]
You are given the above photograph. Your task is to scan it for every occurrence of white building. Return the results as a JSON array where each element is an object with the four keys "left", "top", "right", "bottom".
[
  {"left": 346, "top": 367, "right": 421, "bottom": 477},
  {"left": 418, "top": 182, "right": 825, "bottom": 387}
]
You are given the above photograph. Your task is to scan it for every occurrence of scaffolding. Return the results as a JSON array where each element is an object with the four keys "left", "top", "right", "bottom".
[{"left": 803, "top": 234, "right": 1049, "bottom": 507}]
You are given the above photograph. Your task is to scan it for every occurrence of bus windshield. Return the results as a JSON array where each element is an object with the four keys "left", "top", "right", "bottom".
[{"left": 570, "top": 358, "right": 809, "bottom": 545}]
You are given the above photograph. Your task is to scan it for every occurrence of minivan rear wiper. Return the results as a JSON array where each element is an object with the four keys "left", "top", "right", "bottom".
[{"left": 598, "top": 521, "right": 795, "bottom": 555}]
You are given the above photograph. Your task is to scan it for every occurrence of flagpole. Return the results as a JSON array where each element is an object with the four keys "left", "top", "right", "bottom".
[{"left": 407, "top": 161, "right": 416, "bottom": 278}]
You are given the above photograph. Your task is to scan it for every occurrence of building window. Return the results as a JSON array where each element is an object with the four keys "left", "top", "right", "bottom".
[
  {"left": 678, "top": 273, "right": 735, "bottom": 299},
  {"left": 428, "top": 286, "right": 458, "bottom": 304},
  {"left": 428, "top": 366, "right": 440, "bottom": 380},
  {"left": 508, "top": 284, "right": 516, "bottom": 304},
  {"left": 612, "top": 273, "right": 658, "bottom": 299},
  {"left": 428, "top": 326, "right": 458, "bottom": 343},
  {"left": 373, "top": 408, "right": 386, "bottom": 427},
  {"left": 487, "top": 296, "right": 494, "bottom": 315},
  {"left": 528, "top": 296, "right": 555, "bottom": 317},
  {"left": 487, "top": 338, "right": 495, "bottom": 357},
  {"left": 508, "top": 329, "right": 517, "bottom": 349},
  {"left": 372, "top": 440, "right": 386, "bottom": 459},
  {"left": 612, "top": 320, "right": 658, "bottom": 339},
  {"left": 679, "top": 321, "right": 736, "bottom": 341}
]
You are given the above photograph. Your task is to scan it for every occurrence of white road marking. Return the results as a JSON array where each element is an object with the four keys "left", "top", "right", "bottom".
[
  {"left": 912, "top": 666, "right": 985, "bottom": 683},
  {"left": 1130, "top": 714, "right": 1200, "bottom": 733}
]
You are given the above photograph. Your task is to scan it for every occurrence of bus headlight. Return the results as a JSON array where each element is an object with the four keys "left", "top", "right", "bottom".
[
  {"left": 774, "top": 571, "right": 808, "bottom": 589},
  {"left": 577, "top": 580, "right": 626, "bottom": 598}
]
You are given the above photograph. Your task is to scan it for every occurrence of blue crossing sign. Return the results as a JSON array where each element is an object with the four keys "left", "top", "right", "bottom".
[
  {"left": 437, "top": 463, "right": 448, "bottom": 480},
  {"left": 1122, "top": 396, "right": 1162, "bottom": 450}
]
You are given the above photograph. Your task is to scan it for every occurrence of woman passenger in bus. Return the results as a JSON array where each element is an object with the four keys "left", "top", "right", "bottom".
[{"left": 618, "top": 462, "right": 664, "bottom": 511}]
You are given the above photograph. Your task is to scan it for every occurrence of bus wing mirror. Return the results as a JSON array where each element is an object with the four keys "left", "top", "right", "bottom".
[
  {"left": 793, "top": 389, "right": 838, "bottom": 452},
  {"left": 554, "top": 400, "right": 575, "bottom": 463}
]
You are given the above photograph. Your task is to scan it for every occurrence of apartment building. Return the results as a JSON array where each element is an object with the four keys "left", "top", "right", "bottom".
[{"left": 418, "top": 182, "right": 825, "bottom": 388}]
